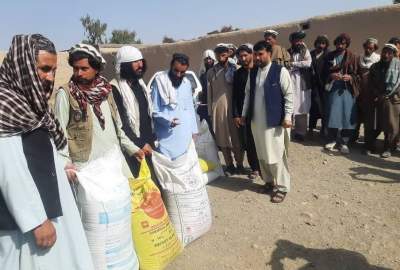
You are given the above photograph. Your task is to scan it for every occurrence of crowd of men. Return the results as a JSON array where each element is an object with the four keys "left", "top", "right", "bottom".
[
  {"left": 0, "top": 29, "right": 399, "bottom": 268},
  {"left": 198, "top": 30, "right": 400, "bottom": 201}
]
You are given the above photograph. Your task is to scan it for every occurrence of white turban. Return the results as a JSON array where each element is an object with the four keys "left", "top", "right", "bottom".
[
  {"left": 238, "top": 43, "right": 253, "bottom": 52},
  {"left": 264, "top": 29, "right": 279, "bottom": 37},
  {"left": 111, "top": 46, "right": 149, "bottom": 137},
  {"left": 366, "top": 37, "right": 378, "bottom": 45},
  {"left": 199, "top": 49, "right": 217, "bottom": 76},
  {"left": 115, "top": 46, "right": 144, "bottom": 74},
  {"left": 227, "top": 43, "right": 237, "bottom": 50},
  {"left": 215, "top": 43, "right": 230, "bottom": 50},
  {"left": 202, "top": 49, "right": 216, "bottom": 61}
]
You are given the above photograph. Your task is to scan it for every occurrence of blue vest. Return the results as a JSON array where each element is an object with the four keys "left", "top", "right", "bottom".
[{"left": 248, "top": 63, "right": 284, "bottom": 127}]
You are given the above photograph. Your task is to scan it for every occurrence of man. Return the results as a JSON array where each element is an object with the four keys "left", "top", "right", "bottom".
[
  {"left": 198, "top": 49, "right": 216, "bottom": 126},
  {"left": 232, "top": 43, "right": 261, "bottom": 179},
  {"left": 288, "top": 31, "right": 312, "bottom": 141},
  {"left": 227, "top": 43, "right": 238, "bottom": 65},
  {"left": 55, "top": 44, "right": 143, "bottom": 179},
  {"left": 309, "top": 35, "right": 330, "bottom": 136},
  {"left": 150, "top": 53, "right": 198, "bottom": 159},
  {"left": 370, "top": 44, "right": 400, "bottom": 158},
  {"left": 110, "top": 46, "right": 158, "bottom": 183},
  {"left": 207, "top": 44, "right": 244, "bottom": 176},
  {"left": 388, "top": 37, "right": 400, "bottom": 152},
  {"left": 264, "top": 29, "right": 291, "bottom": 68},
  {"left": 355, "top": 38, "right": 381, "bottom": 152},
  {"left": 323, "top": 33, "right": 359, "bottom": 154},
  {"left": 242, "top": 41, "right": 293, "bottom": 203},
  {"left": 0, "top": 34, "right": 94, "bottom": 269}
]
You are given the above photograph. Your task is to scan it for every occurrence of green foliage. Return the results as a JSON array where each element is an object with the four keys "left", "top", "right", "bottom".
[
  {"left": 220, "top": 25, "right": 239, "bottom": 33},
  {"left": 80, "top": 15, "right": 143, "bottom": 45},
  {"left": 162, "top": 36, "right": 176, "bottom": 43},
  {"left": 207, "top": 25, "right": 240, "bottom": 35},
  {"left": 110, "top": 30, "right": 142, "bottom": 44},
  {"left": 394, "top": 0, "right": 400, "bottom": 4},
  {"left": 80, "top": 14, "right": 107, "bottom": 45}
]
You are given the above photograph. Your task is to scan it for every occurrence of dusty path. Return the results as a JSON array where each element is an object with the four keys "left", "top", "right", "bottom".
[{"left": 166, "top": 137, "right": 400, "bottom": 270}]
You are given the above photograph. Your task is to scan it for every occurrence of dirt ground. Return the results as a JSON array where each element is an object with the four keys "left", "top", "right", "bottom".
[{"left": 166, "top": 134, "right": 400, "bottom": 270}]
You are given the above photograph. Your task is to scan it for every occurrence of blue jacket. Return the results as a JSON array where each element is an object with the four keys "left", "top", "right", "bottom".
[{"left": 248, "top": 63, "right": 284, "bottom": 127}]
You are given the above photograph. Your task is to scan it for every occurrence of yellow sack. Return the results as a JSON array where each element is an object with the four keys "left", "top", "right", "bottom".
[
  {"left": 130, "top": 160, "right": 182, "bottom": 270},
  {"left": 199, "top": 158, "right": 217, "bottom": 173}
]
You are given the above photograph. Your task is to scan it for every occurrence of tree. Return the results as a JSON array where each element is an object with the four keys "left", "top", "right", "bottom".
[
  {"left": 394, "top": 0, "right": 400, "bottom": 3},
  {"left": 162, "top": 36, "right": 176, "bottom": 43},
  {"left": 80, "top": 14, "right": 107, "bottom": 45},
  {"left": 110, "top": 30, "right": 142, "bottom": 44},
  {"left": 220, "top": 25, "right": 239, "bottom": 33},
  {"left": 207, "top": 25, "right": 240, "bottom": 35}
]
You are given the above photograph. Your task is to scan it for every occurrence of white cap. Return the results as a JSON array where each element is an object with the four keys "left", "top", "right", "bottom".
[
  {"left": 264, "top": 29, "right": 279, "bottom": 37},
  {"left": 227, "top": 43, "right": 237, "bottom": 50},
  {"left": 115, "top": 46, "right": 143, "bottom": 74},
  {"left": 366, "top": 37, "right": 378, "bottom": 45},
  {"left": 216, "top": 43, "right": 230, "bottom": 49},
  {"left": 238, "top": 43, "right": 254, "bottom": 52},
  {"left": 383, "top": 43, "right": 398, "bottom": 53}
]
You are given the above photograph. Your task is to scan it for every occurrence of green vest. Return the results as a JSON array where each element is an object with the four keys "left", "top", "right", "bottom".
[{"left": 61, "top": 84, "right": 120, "bottom": 163}]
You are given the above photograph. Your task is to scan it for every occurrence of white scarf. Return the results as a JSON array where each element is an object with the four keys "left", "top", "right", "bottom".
[
  {"left": 110, "top": 78, "right": 151, "bottom": 137},
  {"left": 199, "top": 49, "right": 216, "bottom": 76},
  {"left": 153, "top": 71, "right": 181, "bottom": 108},
  {"left": 359, "top": 52, "right": 380, "bottom": 69}
]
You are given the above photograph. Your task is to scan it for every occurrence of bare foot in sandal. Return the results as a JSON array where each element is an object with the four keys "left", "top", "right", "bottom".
[{"left": 271, "top": 190, "right": 287, "bottom": 203}]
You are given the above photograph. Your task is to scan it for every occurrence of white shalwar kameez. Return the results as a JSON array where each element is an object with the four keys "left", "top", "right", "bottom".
[
  {"left": 242, "top": 63, "right": 294, "bottom": 192},
  {"left": 0, "top": 136, "right": 94, "bottom": 270},
  {"left": 290, "top": 49, "right": 312, "bottom": 136}
]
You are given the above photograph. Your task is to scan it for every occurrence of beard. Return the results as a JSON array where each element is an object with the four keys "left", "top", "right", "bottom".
[
  {"left": 205, "top": 62, "right": 214, "bottom": 70},
  {"left": 293, "top": 43, "right": 304, "bottom": 53},
  {"left": 255, "top": 60, "right": 267, "bottom": 68},
  {"left": 134, "top": 69, "right": 144, "bottom": 78},
  {"left": 218, "top": 58, "right": 228, "bottom": 66},
  {"left": 168, "top": 70, "right": 184, "bottom": 88},
  {"left": 242, "top": 60, "right": 251, "bottom": 68},
  {"left": 75, "top": 77, "right": 93, "bottom": 86},
  {"left": 120, "top": 61, "right": 147, "bottom": 82},
  {"left": 129, "top": 68, "right": 144, "bottom": 80},
  {"left": 336, "top": 47, "right": 345, "bottom": 53},
  {"left": 381, "top": 58, "right": 391, "bottom": 66},
  {"left": 364, "top": 51, "right": 372, "bottom": 57}
]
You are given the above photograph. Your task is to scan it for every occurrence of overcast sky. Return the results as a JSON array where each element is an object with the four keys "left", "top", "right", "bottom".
[{"left": 0, "top": 0, "right": 392, "bottom": 50}]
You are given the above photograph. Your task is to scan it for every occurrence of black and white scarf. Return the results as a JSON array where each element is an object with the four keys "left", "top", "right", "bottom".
[{"left": 0, "top": 34, "right": 66, "bottom": 150}]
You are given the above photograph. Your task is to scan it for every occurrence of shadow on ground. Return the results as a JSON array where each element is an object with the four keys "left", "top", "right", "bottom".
[
  {"left": 299, "top": 134, "right": 400, "bottom": 183},
  {"left": 344, "top": 144, "right": 400, "bottom": 171},
  {"left": 343, "top": 142, "right": 400, "bottom": 183},
  {"left": 266, "top": 240, "right": 392, "bottom": 270},
  {"left": 208, "top": 176, "right": 264, "bottom": 193},
  {"left": 349, "top": 166, "right": 400, "bottom": 183}
]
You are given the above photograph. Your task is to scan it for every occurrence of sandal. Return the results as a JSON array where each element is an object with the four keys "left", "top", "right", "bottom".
[{"left": 271, "top": 190, "right": 287, "bottom": 203}]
